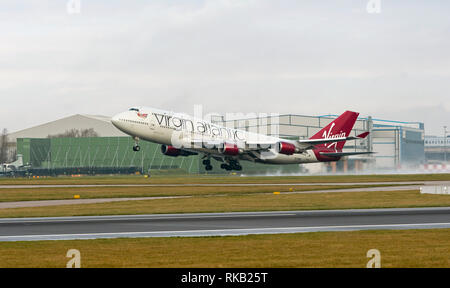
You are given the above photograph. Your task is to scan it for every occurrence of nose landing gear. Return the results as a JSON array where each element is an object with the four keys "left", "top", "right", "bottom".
[{"left": 132, "top": 137, "right": 140, "bottom": 152}]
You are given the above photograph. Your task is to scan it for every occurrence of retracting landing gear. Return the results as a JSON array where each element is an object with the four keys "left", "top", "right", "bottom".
[
  {"left": 132, "top": 137, "right": 140, "bottom": 152},
  {"left": 220, "top": 159, "right": 242, "bottom": 171},
  {"left": 202, "top": 157, "right": 242, "bottom": 172},
  {"left": 202, "top": 159, "right": 213, "bottom": 171},
  {"left": 220, "top": 163, "right": 232, "bottom": 171}
]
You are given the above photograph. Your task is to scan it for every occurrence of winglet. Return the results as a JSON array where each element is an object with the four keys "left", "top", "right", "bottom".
[{"left": 357, "top": 132, "right": 370, "bottom": 139}]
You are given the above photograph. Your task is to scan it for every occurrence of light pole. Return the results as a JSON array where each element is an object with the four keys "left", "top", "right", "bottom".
[{"left": 445, "top": 126, "right": 448, "bottom": 163}]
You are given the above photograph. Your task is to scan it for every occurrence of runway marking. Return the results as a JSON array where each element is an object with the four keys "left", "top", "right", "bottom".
[
  {"left": 0, "top": 213, "right": 297, "bottom": 224},
  {"left": 1, "top": 222, "right": 450, "bottom": 241}
]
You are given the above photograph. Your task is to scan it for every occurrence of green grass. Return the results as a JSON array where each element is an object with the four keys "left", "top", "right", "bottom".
[
  {"left": 1, "top": 229, "right": 449, "bottom": 267},
  {"left": 0, "top": 184, "right": 408, "bottom": 202},
  {"left": 0, "top": 173, "right": 449, "bottom": 185},
  {"left": 0, "top": 189, "right": 449, "bottom": 218}
]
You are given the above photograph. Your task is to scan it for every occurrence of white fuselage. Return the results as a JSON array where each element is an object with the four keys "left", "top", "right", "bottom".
[
  {"left": 1, "top": 155, "right": 23, "bottom": 173},
  {"left": 111, "top": 107, "right": 320, "bottom": 165}
]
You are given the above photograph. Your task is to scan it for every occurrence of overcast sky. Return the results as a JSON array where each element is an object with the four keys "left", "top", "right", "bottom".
[{"left": 1, "top": 0, "right": 449, "bottom": 136}]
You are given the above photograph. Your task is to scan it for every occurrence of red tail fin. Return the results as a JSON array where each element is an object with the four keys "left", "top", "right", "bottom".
[{"left": 310, "top": 111, "right": 359, "bottom": 150}]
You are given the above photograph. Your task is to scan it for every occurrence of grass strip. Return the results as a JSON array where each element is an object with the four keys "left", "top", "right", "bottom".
[
  {"left": 0, "top": 184, "right": 409, "bottom": 202},
  {"left": 0, "top": 229, "right": 448, "bottom": 268},
  {"left": 0, "top": 173, "right": 448, "bottom": 186},
  {"left": 0, "top": 190, "right": 449, "bottom": 218}
]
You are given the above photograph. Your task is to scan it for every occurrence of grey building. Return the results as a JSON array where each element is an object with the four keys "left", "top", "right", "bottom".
[
  {"left": 424, "top": 136, "right": 450, "bottom": 164},
  {"left": 370, "top": 118, "right": 425, "bottom": 169},
  {"left": 212, "top": 113, "right": 425, "bottom": 172}
]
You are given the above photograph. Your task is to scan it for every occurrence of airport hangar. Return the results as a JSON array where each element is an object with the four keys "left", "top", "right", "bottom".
[{"left": 8, "top": 112, "right": 425, "bottom": 176}]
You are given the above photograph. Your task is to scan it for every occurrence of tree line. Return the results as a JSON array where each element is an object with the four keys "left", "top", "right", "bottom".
[
  {"left": 47, "top": 128, "right": 99, "bottom": 138},
  {"left": 0, "top": 128, "right": 14, "bottom": 163}
]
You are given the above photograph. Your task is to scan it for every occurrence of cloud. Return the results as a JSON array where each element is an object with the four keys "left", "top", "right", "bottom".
[{"left": 0, "top": 0, "right": 449, "bottom": 134}]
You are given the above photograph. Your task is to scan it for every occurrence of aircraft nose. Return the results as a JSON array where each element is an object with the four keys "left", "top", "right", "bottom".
[{"left": 111, "top": 113, "right": 122, "bottom": 127}]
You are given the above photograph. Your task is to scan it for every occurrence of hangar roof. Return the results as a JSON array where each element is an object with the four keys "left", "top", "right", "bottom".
[{"left": 8, "top": 114, "right": 127, "bottom": 142}]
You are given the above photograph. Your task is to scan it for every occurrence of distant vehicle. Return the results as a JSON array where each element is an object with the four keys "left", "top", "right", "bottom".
[
  {"left": 1, "top": 154, "right": 24, "bottom": 174},
  {"left": 112, "top": 107, "right": 372, "bottom": 171}
]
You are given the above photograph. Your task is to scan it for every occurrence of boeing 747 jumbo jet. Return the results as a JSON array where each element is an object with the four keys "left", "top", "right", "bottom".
[{"left": 111, "top": 107, "right": 372, "bottom": 171}]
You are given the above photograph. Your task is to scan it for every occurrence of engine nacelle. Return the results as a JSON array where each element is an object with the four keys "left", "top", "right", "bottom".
[
  {"left": 276, "top": 142, "right": 297, "bottom": 155},
  {"left": 161, "top": 145, "right": 197, "bottom": 157},
  {"left": 218, "top": 143, "right": 240, "bottom": 156},
  {"left": 161, "top": 145, "right": 181, "bottom": 157}
]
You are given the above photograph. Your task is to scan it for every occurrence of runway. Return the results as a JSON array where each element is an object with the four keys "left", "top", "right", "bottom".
[{"left": 0, "top": 207, "right": 449, "bottom": 241}]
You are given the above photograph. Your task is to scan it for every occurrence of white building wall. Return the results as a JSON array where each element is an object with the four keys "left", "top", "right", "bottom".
[{"left": 9, "top": 114, "right": 127, "bottom": 141}]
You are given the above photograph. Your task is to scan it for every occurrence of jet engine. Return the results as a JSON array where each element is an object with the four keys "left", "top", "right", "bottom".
[
  {"left": 161, "top": 145, "right": 197, "bottom": 157},
  {"left": 276, "top": 142, "right": 297, "bottom": 155},
  {"left": 218, "top": 143, "right": 240, "bottom": 156}
]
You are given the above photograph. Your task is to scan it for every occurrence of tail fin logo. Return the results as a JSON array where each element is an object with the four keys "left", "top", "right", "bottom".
[
  {"left": 310, "top": 111, "right": 359, "bottom": 151},
  {"left": 137, "top": 112, "right": 148, "bottom": 119},
  {"left": 322, "top": 122, "right": 346, "bottom": 149}
]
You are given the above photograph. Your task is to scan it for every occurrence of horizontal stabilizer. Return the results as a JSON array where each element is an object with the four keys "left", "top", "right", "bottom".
[
  {"left": 319, "top": 151, "right": 375, "bottom": 157},
  {"left": 296, "top": 133, "right": 369, "bottom": 151},
  {"left": 298, "top": 137, "right": 349, "bottom": 146},
  {"left": 357, "top": 132, "right": 370, "bottom": 139}
]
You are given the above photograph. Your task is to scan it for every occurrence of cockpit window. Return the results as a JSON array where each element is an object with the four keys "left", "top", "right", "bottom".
[{"left": 129, "top": 108, "right": 139, "bottom": 112}]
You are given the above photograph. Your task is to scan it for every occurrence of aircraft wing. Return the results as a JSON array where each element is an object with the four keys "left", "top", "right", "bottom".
[
  {"left": 178, "top": 131, "right": 370, "bottom": 156},
  {"left": 222, "top": 131, "right": 370, "bottom": 155},
  {"left": 319, "top": 151, "right": 375, "bottom": 157}
]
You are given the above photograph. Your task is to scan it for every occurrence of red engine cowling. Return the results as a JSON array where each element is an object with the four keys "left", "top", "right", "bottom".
[
  {"left": 161, "top": 145, "right": 181, "bottom": 157},
  {"left": 218, "top": 143, "right": 240, "bottom": 156},
  {"left": 161, "top": 145, "right": 198, "bottom": 157},
  {"left": 277, "top": 142, "right": 296, "bottom": 155}
]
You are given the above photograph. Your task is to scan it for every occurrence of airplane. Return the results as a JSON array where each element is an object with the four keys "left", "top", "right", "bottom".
[
  {"left": 1, "top": 154, "right": 24, "bottom": 174},
  {"left": 111, "top": 107, "right": 373, "bottom": 171}
]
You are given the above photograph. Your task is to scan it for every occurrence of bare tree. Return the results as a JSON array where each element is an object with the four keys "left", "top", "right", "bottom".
[
  {"left": 9, "top": 148, "right": 17, "bottom": 163},
  {"left": 48, "top": 128, "right": 99, "bottom": 138},
  {"left": 80, "top": 128, "right": 99, "bottom": 138},
  {"left": 0, "top": 129, "right": 8, "bottom": 163}
]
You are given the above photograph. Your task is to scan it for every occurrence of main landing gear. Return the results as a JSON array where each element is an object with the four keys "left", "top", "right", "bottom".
[
  {"left": 202, "top": 158, "right": 242, "bottom": 172},
  {"left": 202, "top": 159, "right": 213, "bottom": 171},
  {"left": 220, "top": 160, "right": 242, "bottom": 171}
]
